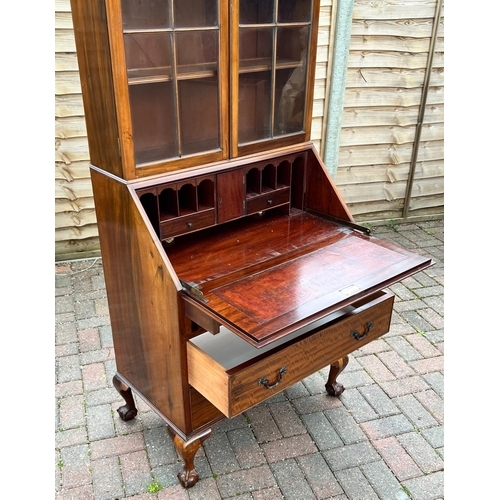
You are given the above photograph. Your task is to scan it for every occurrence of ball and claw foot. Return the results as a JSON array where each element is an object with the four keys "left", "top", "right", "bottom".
[
  {"left": 325, "top": 356, "right": 349, "bottom": 398},
  {"left": 113, "top": 375, "right": 138, "bottom": 422},
  {"left": 117, "top": 404, "right": 138, "bottom": 421},
  {"left": 325, "top": 382, "right": 345, "bottom": 397}
]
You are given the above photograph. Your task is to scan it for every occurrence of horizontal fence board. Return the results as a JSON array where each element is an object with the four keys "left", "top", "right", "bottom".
[
  {"left": 340, "top": 122, "right": 444, "bottom": 147},
  {"left": 55, "top": 116, "right": 88, "bottom": 139},
  {"left": 55, "top": 196, "right": 95, "bottom": 215},
  {"left": 56, "top": 12, "right": 74, "bottom": 29},
  {"left": 335, "top": 159, "right": 443, "bottom": 184},
  {"left": 56, "top": 52, "right": 79, "bottom": 72},
  {"left": 340, "top": 104, "right": 443, "bottom": 127},
  {"left": 55, "top": 238, "right": 102, "bottom": 262},
  {"left": 56, "top": 178, "right": 95, "bottom": 201},
  {"left": 56, "top": 71, "right": 82, "bottom": 95},
  {"left": 343, "top": 86, "right": 443, "bottom": 107},
  {"left": 55, "top": 161, "right": 91, "bottom": 182},
  {"left": 56, "top": 94, "right": 85, "bottom": 118},
  {"left": 348, "top": 50, "right": 444, "bottom": 69},
  {"left": 55, "top": 224, "right": 99, "bottom": 242},
  {"left": 55, "top": 29, "right": 76, "bottom": 53},
  {"left": 349, "top": 35, "right": 443, "bottom": 53},
  {"left": 338, "top": 140, "right": 444, "bottom": 167},
  {"left": 346, "top": 67, "right": 443, "bottom": 88},
  {"left": 56, "top": 209, "right": 97, "bottom": 229},
  {"left": 338, "top": 175, "right": 444, "bottom": 204},
  {"left": 353, "top": 0, "right": 443, "bottom": 20},
  {"left": 351, "top": 18, "right": 443, "bottom": 37},
  {"left": 56, "top": 137, "right": 90, "bottom": 164},
  {"left": 350, "top": 198, "right": 444, "bottom": 220}
]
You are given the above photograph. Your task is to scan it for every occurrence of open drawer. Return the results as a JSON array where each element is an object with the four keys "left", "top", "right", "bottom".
[{"left": 187, "top": 290, "right": 394, "bottom": 418}]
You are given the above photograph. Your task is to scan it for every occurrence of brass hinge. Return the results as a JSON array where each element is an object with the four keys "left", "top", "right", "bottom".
[{"left": 180, "top": 279, "right": 208, "bottom": 303}]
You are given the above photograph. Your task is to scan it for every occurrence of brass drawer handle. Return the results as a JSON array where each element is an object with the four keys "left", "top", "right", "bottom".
[
  {"left": 258, "top": 366, "right": 287, "bottom": 389},
  {"left": 351, "top": 321, "right": 374, "bottom": 341}
]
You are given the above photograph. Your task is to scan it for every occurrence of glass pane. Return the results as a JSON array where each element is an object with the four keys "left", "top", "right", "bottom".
[
  {"left": 124, "top": 33, "right": 173, "bottom": 82},
  {"left": 178, "top": 78, "right": 220, "bottom": 155},
  {"left": 275, "top": 26, "right": 309, "bottom": 135},
  {"left": 278, "top": 0, "right": 311, "bottom": 23},
  {"left": 129, "top": 82, "right": 178, "bottom": 164},
  {"left": 238, "top": 72, "right": 272, "bottom": 144},
  {"left": 175, "top": 31, "right": 218, "bottom": 75},
  {"left": 239, "top": 0, "right": 274, "bottom": 24},
  {"left": 275, "top": 68, "right": 305, "bottom": 135},
  {"left": 174, "top": 0, "right": 218, "bottom": 27},
  {"left": 276, "top": 26, "right": 308, "bottom": 66},
  {"left": 121, "top": 0, "right": 170, "bottom": 29},
  {"left": 239, "top": 28, "right": 273, "bottom": 71}
]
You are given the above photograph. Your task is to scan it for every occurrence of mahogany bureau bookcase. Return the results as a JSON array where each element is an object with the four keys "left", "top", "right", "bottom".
[{"left": 70, "top": 0, "right": 433, "bottom": 488}]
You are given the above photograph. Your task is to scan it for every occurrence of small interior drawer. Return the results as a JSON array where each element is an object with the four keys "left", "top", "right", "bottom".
[
  {"left": 160, "top": 209, "right": 215, "bottom": 239},
  {"left": 246, "top": 187, "right": 290, "bottom": 214},
  {"left": 187, "top": 290, "right": 394, "bottom": 418}
]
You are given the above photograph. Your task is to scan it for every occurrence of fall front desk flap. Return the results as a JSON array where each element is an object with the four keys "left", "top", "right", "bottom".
[{"left": 166, "top": 210, "right": 433, "bottom": 347}]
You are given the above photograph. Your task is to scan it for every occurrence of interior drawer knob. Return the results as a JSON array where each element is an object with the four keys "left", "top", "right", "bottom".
[
  {"left": 258, "top": 366, "right": 287, "bottom": 389},
  {"left": 351, "top": 321, "right": 374, "bottom": 341}
]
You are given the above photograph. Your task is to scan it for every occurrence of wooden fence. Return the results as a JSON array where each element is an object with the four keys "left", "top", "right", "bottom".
[{"left": 54, "top": 0, "right": 444, "bottom": 260}]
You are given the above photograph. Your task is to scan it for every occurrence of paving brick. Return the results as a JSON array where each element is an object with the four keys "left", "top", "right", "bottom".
[
  {"left": 360, "top": 414, "right": 414, "bottom": 440},
  {"left": 384, "top": 337, "right": 423, "bottom": 362},
  {"left": 268, "top": 401, "right": 307, "bottom": 437},
  {"left": 323, "top": 441, "right": 379, "bottom": 471},
  {"left": 397, "top": 432, "right": 444, "bottom": 474},
  {"left": 361, "top": 460, "right": 411, "bottom": 500},
  {"left": 372, "top": 437, "right": 421, "bottom": 481},
  {"left": 56, "top": 484, "right": 94, "bottom": 499},
  {"left": 402, "top": 470, "right": 444, "bottom": 500},
  {"left": 227, "top": 426, "right": 266, "bottom": 468},
  {"left": 55, "top": 321, "right": 77, "bottom": 344},
  {"left": 414, "top": 389, "right": 444, "bottom": 425},
  {"left": 324, "top": 407, "right": 368, "bottom": 445},
  {"left": 301, "top": 412, "right": 343, "bottom": 450},
  {"left": 334, "top": 466, "right": 379, "bottom": 499},
  {"left": 91, "top": 456, "right": 124, "bottom": 500},
  {"left": 335, "top": 367, "right": 374, "bottom": 389},
  {"left": 291, "top": 393, "right": 343, "bottom": 415},
  {"left": 261, "top": 433, "right": 317, "bottom": 462},
  {"left": 377, "top": 350, "right": 415, "bottom": 378},
  {"left": 405, "top": 333, "right": 442, "bottom": 358},
  {"left": 409, "top": 356, "right": 444, "bottom": 375},
  {"left": 297, "top": 452, "right": 344, "bottom": 498},
  {"left": 144, "top": 426, "right": 178, "bottom": 467},
  {"left": 421, "top": 425, "right": 444, "bottom": 449},
  {"left": 58, "top": 395, "right": 85, "bottom": 430},
  {"left": 121, "top": 449, "right": 153, "bottom": 496},
  {"left": 339, "top": 388, "right": 378, "bottom": 423},
  {"left": 56, "top": 355, "right": 82, "bottom": 383},
  {"left": 78, "top": 328, "right": 101, "bottom": 352},
  {"left": 356, "top": 354, "right": 396, "bottom": 383},
  {"left": 203, "top": 430, "right": 240, "bottom": 474},
  {"left": 356, "top": 338, "right": 391, "bottom": 355},
  {"left": 82, "top": 362, "right": 108, "bottom": 391},
  {"left": 302, "top": 371, "right": 330, "bottom": 395},
  {"left": 393, "top": 394, "right": 438, "bottom": 429},
  {"left": 358, "top": 384, "right": 399, "bottom": 417},
  {"left": 251, "top": 486, "right": 286, "bottom": 499},
  {"left": 399, "top": 310, "right": 434, "bottom": 334},
  {"left": 247, "top": 405, "right": 282, "bottom": 443},
  {"left": 56, "top": 427, "right": 89, "bottom": 449},
  {"left": 216, "top": 465, "right": 276, "bottom": 498},
  {"left": 380, "top": 376, "right": 430, "bottom": 398},
  {"left": 270, "top": 459, "right": 316, "bottom": 500},
  {"left": 61, "top": 444, "right": 92, "bottom": 489},
  {"left": 90, "top": 433, "right": 145, "bottom": 460},
  {"left": 87, "top": 404, "right": 115, "bottom": 441}
]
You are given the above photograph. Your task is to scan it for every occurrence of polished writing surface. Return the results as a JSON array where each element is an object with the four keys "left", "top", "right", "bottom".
[{"left": 166, "top": 211, "right": 432, "bottom": 345}]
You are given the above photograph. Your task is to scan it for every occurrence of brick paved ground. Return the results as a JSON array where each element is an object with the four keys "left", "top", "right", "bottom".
[{"left": 55, "top": 219, "right": 444, "bottom": 500}]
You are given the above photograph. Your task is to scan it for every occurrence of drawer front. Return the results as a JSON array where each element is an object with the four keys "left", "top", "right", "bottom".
[
  {"left": 246, "top": 187, "right": 290, "bottom": 214},
  {"left": 160, "top": 209, "right": 215, "bottom": 239},
  {"left": 188, "top": 291, "right": 394, "bottom": 418}
]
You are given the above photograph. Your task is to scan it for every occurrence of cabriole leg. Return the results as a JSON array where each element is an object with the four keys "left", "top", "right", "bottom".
[
  {"left": 112, "top": 375, "right": 138, "bottom": 421},
  {"left": 168, "top": 427, "right": 212, "bottom": 488},
  {"left": 325, "top": 355, "right": 349, "bottom": 397}
]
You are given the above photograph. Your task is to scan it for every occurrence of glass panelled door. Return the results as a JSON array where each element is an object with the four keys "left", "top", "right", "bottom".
[
  {"left": 236, "top": 0, "right": 313, "bottom": 151},
  {"left": 121, "top": 0, "right": 224, "bottom": 167}
]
